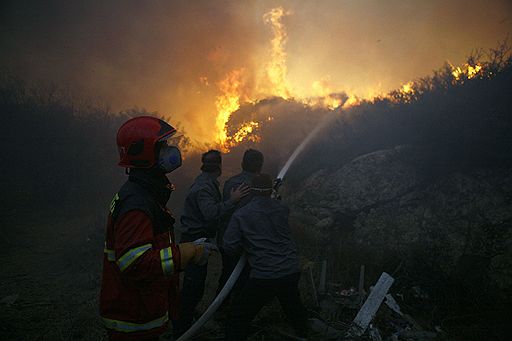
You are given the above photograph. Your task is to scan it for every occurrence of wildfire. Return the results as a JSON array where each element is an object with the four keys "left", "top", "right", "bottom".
[
  {"left": 211, "top": 6, "right": 490, "bottom": 152},
  {"left": 215, "top": 69, "right": 244, "bottom": 150},
  {"left": 262, "top": 7, "right": 291, "bottom": 99}
]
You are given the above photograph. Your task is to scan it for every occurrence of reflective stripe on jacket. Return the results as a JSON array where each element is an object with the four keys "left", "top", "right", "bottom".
[{"left": 100, "top": 170, "right": 182, "bottom": 339}]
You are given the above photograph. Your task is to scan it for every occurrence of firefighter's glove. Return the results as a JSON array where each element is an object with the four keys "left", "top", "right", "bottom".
[{"left": 192, "top": 238, "right": 218, "bottom": 266}]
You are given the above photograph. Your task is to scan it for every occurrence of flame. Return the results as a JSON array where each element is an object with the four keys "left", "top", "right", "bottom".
[
  {"left": 342, "top": 95, "right": 360, "bottom": 109},
  {"left": 230, "top": 121, "right": 260, "bottom": 144},
  {"left": 451, "top": 62, "right": 483, "bottom": 81},
  {"left": 400, "top": 81, "right": 414, "bottom": 94},
  {"left": 262, "top": 7, "right": 291, "bottom": 99},
  {"left": 215, "top": 69, "right": 244, "bottom": 150},
  {"left": 467, "top": 64, "right": 482, "bottom": 79},
  {"left": 309, "top": 79, "right": 343, "bottom": 109}
]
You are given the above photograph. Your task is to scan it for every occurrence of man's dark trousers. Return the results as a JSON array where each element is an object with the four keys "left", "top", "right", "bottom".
[
  {"left": 217, "top": 249, "right": 250, "bottom": 297},
  {"left": 173, "top": 234, "right": 208, "bottom": 337},
  {"left": 225, "top": 272, "right": 308, "bottom": 340}
]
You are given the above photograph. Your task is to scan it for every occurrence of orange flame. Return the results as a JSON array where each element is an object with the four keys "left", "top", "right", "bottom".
[
  {"left": 307, "top": 79, "right": 343, "bottom": 109},
  {"left": 342, "top": 94, "right": 360, "bottom": 109},
  {"left": 451, "top": 62, "right": 483, "bottom": 81},
  {"left": 400, "top": 81, "right": 414, "bottom": 94},
  {"left": 215, "top": 69, "right": 244, "bottom": 150},
  {"left": 262, "top": 7, "right": 291, "bottom": 99},
  {"left": 230, "top": 121, "right": 260, "bottom": 145}
]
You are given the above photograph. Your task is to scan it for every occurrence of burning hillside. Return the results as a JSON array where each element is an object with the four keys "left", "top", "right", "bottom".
[{"left": 211, "top": 6, "right": 501, "bottom": 158}]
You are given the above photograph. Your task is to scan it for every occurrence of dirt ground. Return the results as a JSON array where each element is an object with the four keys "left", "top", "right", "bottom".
[
  {"left": 0, "top": 209, "right": 107, "bottom": 340},
  {"left": 0, "top": 208, "right": 257, "bottom": 340}
]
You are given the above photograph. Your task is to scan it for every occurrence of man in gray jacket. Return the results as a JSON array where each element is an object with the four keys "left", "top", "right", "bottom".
[
  {"left": 217, "top": 149, "right": 264, "bottom": 294},
  {"left": 174, "top": 150, "right": 248, "bottom": 337},
  {"left": 223, "top": 174, "right": 308, "bottom": 340}
]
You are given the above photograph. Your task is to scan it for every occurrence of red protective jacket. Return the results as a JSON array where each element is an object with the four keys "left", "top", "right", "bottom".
[{"left": 100, "top": 172, "right": 182, "bottom": 340}]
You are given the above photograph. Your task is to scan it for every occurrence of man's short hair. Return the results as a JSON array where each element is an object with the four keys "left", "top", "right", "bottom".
[
  {"left": 201, "top": 149, "right": 222, "bottom": 173},
  {"left": 251, "top": 173, "right": 273, "bottom": 197},
  {"left": 242, "top": 149, "right": 264, "bottom": 173}
]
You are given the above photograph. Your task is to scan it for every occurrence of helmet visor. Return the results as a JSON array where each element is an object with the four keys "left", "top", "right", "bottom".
[{"left": 159, "top": 133, "right": 184, "bottom": 147}]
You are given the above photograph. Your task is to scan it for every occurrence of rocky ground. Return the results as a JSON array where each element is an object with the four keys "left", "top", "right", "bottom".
[{"left": 285, "top": 145, "right": 512, "bottom": 340}]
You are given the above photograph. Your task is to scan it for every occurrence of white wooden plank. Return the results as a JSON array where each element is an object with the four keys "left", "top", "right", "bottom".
[{"left": 349, "top": 272, "right": 394, "bottom": 336}]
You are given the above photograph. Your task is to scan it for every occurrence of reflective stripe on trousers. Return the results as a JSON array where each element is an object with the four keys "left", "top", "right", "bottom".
[{"left": 102, "top": 312, "right": 169, "bottom": 332}]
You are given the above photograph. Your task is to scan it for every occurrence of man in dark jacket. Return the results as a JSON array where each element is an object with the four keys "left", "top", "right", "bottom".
[
  {"left": 223, "top": 174, "right": 308, "bottom": 340},
  {"left": 174, "top": 150, "right": 249, "bottom": 337},
  {"left": 217, "top": 149, "right": 264, "bottom": 294}
]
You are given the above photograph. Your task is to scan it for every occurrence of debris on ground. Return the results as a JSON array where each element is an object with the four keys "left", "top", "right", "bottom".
[
  {"left": 0, "top": 294, "right": 18, "bottom": 307},
  {"left": 303, "top": 266, "right": 441, "bottom": 341},
  {"left": 161, "top": 265, "right": 443, "bottom": 340}
]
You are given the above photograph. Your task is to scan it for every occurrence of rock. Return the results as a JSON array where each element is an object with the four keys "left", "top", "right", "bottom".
[
  {"left": 330, "top": 146, "right": 420, "bottom": 212},
  {"left": 290, "top": 145, "right": 512, "bottom": 297},
  {"left": 290, "top": 146, "right": 421, "bottom": 219},
  {"left": 316, "top": 216, "right": 334, "bottom": 228}
]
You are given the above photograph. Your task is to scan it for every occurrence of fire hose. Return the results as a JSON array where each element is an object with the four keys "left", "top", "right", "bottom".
[
  {"left": 175, "top": 254, "right": 247, "bottom": 341},
  {"left": 176, "top": 115, "right": 332, "bottom": 340}
]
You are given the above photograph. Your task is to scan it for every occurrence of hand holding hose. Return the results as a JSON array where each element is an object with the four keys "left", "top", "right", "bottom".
[{"left": 192, "top": 238, "right": 218, "bottom": 266}]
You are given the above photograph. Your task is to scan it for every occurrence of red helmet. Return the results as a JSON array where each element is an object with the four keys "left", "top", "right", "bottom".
[{"left": 117, "top": 116, "right": 177, "bottom": 168}]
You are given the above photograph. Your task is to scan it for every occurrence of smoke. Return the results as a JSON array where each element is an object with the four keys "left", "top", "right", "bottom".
[{"left": 1, "top": 0, "right": 511, "bottom": 145}]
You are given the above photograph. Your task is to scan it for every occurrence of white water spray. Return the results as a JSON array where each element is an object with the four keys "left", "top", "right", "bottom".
[
  {"left": 277, "top": 114, "right": 333, "bottom": 180},
  {"left": 176, "top": 113, "right": 334, "bottom": 340}
]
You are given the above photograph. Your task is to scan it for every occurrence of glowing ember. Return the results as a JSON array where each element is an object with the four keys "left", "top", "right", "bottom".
[{"left": 199, "top": 76, "right": 209, "bottom": 86}]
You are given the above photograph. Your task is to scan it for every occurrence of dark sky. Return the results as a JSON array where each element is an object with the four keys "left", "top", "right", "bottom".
[{"left": 1, "top": 0, "right": 511, "bottom": 144}]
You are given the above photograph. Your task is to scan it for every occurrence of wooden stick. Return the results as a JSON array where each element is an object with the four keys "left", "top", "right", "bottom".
[
  {"left": 319, "top": 260, "right": 327, "bottom": 295},
  {"left": 308, "top": 265, "right": 319, "bottom": 307},
  {"left": 358, "top": 265, "right": 366, "bottom": 300}
]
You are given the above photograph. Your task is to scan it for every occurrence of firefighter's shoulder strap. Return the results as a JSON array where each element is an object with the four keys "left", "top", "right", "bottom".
[{"left": 110, "top": 180, "right": 158, "bottom": 223}]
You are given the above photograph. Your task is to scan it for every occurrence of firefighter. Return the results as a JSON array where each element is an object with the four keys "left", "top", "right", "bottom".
[
  {"left": 99, "top": 116, "right": 215, "bottom": 341},
  {"left": 217, "top": 149, "right": 264, "bottom": 298},
  {"left": 173, "top": 149, "right": 250, "bottom": 337},
  {"left": 223, "top": 174, "right": 309, "bottom": 340}
]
